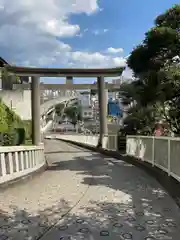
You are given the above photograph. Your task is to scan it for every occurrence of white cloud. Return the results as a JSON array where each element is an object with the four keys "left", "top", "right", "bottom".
[
  {"left": 45, "top": 19, "right": 80, "bottom": 37},
  {"left": 107, "top": 47, "right": 124, "bottom": 54},
  {"left": 92, "top": 29, "right": 109, "bottom": 35},
  {"left": 122, "top": 67, "right": 134, "bottom": 79},
  {"left": 69, "top": 51, "right": 126, "bottom": 68},
  {"left": 0, "top": 0, "right": 126, "bottom": 69},
  {"left": 93, "top": 30, "right": 100, "bottom": 35}
]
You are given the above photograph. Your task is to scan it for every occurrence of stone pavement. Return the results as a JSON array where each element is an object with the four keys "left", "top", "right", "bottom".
[{"left": 0, "top": 139, "right": 180, "bottom": 239}]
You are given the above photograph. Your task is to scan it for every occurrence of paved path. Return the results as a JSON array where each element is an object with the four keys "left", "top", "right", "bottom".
[{"left": 0, "top": 140, "right": 180, "bottom": 239}]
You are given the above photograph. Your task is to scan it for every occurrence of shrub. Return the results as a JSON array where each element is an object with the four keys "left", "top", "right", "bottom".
[
  {"left": 0, "top": 99, "right": 32, "bottom": 145},
  {"left": 15, "top": 128, "right": 26, "bottom": 145},
  {"left": 0, "top": 130, "right": 18, "bottom": 146}
]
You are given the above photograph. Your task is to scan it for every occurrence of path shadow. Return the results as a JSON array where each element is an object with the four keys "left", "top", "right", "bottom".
[
  {"left": 44, "top": 141, "right": 180, "bottom": 239},
  {"left": 1, "top": 196, "right": 179, "bottom": 239}
]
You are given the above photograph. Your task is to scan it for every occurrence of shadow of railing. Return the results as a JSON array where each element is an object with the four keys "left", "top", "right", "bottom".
[
  {"left": 43, "top": 139, "right": 180, "bottom": 239},
  {"left": 1, "top": 138, "right": 178, "bottom": 239},
  {"left": 1, "top": 194, "right": 178, "bottom": 239}
]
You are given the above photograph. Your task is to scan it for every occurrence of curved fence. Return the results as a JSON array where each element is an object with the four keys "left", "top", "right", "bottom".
[
  {"left": 46, "top": 134, "right": 117, "bottom": 151},
  {"left": 126, "top": 135, "right": 180, "bottom": 182},
  {"left": 47, "top": 134, "right": 180, "bottom": 183},
  {"left": 0, "top": 145, "right": 45, "bottom": 185}
]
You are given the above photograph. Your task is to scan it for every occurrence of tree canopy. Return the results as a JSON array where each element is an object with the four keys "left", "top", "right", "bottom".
[
  {"left": 128, "top": 5, "right": 180, "bottom": 73},
  {"left": 64, "top": 104, "right": 82, "bottom": 126},
  {"left": 124, "top": 4, "right": 180, "bottom": 136},
  {"left": 55, "top": 103, "right": 65, "bottom": 116}
]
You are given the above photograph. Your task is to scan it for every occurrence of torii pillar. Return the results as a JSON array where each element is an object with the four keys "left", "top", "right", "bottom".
[
  {"left": 66, "top": 76, "right": 73, "bottom": 84},
  {"left": 65, "top": 76, "right": 73, "bottom": 96},
  {"left": 31, "top": 76, "right": 41, "bottom": 145},
  {"left": 97, "top": 76, "right": 108, "bottom": 147}
]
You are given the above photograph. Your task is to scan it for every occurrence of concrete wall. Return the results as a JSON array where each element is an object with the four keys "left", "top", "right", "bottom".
[{"left": 0, "top": 90, "right": 31, "bottom": 120}]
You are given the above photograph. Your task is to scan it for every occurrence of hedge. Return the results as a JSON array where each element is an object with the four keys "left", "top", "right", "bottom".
[{"left": 0, "top": 99, "right": 32, "bottom": 146}]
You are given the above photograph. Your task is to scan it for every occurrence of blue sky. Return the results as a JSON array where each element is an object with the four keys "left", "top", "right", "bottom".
[
  {"left": 65, "top": 0, "right": 177, "bottom": 57},
  {"left": 46, "top": 0, "right": 178, "bottom": 84},
  {"left": 0, "top": 0, "right": 178, "bottom": 84}
]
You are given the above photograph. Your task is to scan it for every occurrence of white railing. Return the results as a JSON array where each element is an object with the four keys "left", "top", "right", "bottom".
[
  {"left": 46, "top": 134, "right": 118, "bottom": 151},
  {"left": 126, "top": 135, "right": 180, "bottom": 182},
  {"left": 0, "top": 145, "right": 45, "bottom": 184},
  {"left": 50, "top": 134, "right": 99, "bottom": 147}
]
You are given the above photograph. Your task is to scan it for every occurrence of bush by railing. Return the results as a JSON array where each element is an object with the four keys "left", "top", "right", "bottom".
[
  {"left": 0, "top": 128, "right": 27, "bottom": 146},
  {"left": 0, "top": 99, "right": 32, "bottom": 146}
]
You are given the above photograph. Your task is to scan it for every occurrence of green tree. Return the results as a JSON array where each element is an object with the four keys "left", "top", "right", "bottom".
[
  {"left": 0, "top": 99, "right": 31, "bottom": 145},
  {"left": 155, "top": 4, "right": 180, "bottom": 30},
  {"left": 128, "top": 5, "right": 180, "bottom": 77},
  {"left": 157, "top": 64, "right": 180, "bottom": 134},
  {"left": 125, "top": 4, "right": 180, "bottom": 135},
  {"left": 55, "top": 103, "right": 65, "bottom": 116},
  {"left": 64, "top": 105, "right": 82, "bottom": 126},
  {"left": 0, "top": 101, "right": 8, "bottom": 132}
]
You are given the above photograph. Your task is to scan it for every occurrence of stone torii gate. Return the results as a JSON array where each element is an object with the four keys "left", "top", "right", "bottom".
[{"left": 5, "top": 65, "right": 124, "bottom": 146}]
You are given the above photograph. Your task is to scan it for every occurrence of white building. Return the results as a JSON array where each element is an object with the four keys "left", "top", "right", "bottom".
[
  {"left": 82, "top": 106, "right": 93, "bottom": 119},
  {"left": 79, "top": 92, "right": 91, "bottom": 106}
]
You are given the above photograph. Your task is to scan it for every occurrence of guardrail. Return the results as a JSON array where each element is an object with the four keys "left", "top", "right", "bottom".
[
  {"left": 46, "top": 134, "right": 118, "bottom": 151},
  {"left": 0, "top": 145, "right": 45, "bottom": 185},
  {"left": 51, "top": 134, "right": 99, "bottom": 146},
  {"left": 126, "top": 135, "right": 180, "bottom": 182},
  {"left": 46, "top": 133, "right": 180, "bottom": 184}
]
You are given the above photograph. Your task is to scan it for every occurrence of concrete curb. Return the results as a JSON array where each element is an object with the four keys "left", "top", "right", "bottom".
[{"left": 46, "top": 137, "right": 180, "bottom": 208}]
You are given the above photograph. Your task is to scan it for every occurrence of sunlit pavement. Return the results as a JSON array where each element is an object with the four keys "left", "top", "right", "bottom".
[{"left": 0, "top": 139, "right": 180, "bottom": 239}]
